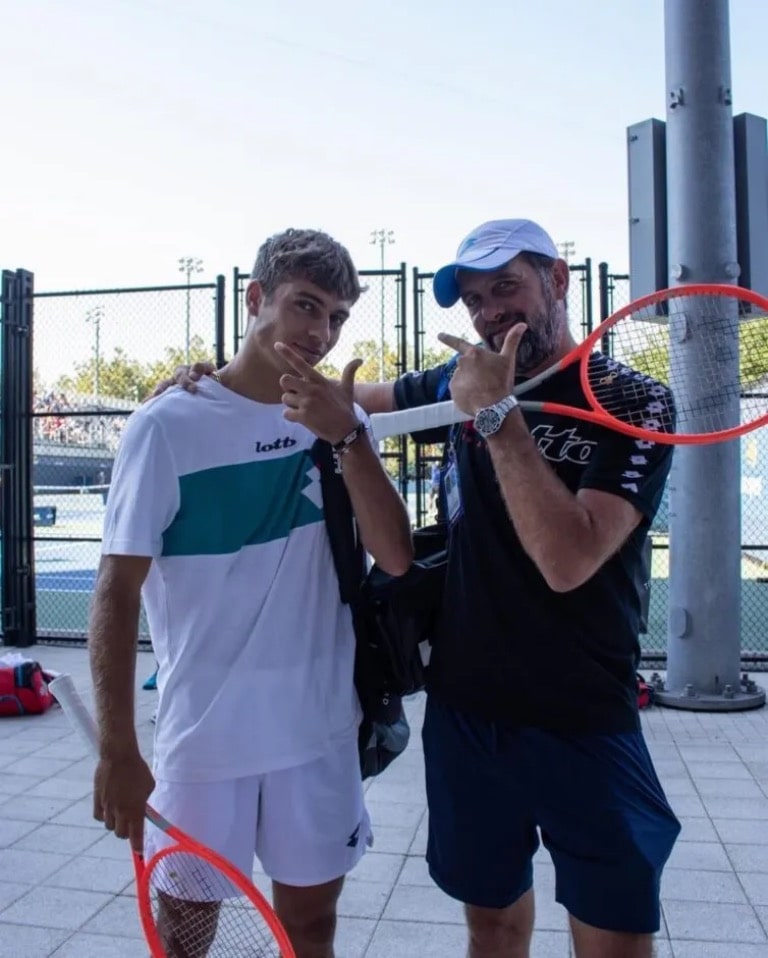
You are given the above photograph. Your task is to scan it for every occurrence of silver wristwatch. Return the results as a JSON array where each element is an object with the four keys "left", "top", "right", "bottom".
[{"left": 473, "top": 394, "right": 519, "bottom": 438}]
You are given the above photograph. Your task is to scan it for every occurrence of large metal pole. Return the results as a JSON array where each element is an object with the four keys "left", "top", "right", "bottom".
[{"left": 656, "top": 0, "right": 764, "bottom": 710}]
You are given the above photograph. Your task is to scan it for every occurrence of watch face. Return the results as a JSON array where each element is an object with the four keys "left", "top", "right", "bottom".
[{"left": 475, "top": 408, "right": 502, "bottom": 437}]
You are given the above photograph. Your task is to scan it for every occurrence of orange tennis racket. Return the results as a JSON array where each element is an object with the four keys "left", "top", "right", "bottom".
[
  {"left": 370, "top": 283, "right": 768, "bottom": 446},
  {"left": 50, "top": 675, "right": 296, "bottom": 958}
]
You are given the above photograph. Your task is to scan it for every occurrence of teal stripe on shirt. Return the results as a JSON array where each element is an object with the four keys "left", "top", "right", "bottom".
[{"left": 162, "top": 450, "right": 323, "bottom": 556}]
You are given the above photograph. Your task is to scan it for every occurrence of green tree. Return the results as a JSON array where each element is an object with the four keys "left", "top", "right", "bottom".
[
  {"left": 52, "top": 335, "right": 215, "bottom": 403},
  {"left": 33, "top": 367, "right": 49, "bottom": 402},
  {"left": 144, "top": 336, "right": 217, "bottom": 398},
  {"left": 317, "top": 340, "right": 455, "bottom": 481},
  {"left": 742, "top": 316, "right": 768, "bottom": 386},
  {"left": 626, "top": 330, "right": 670, "bottom": 383},
  {"left": 319, "top": 340, "right": 454, "bottom": 385},
  {"left": 350, "top": 339, "right": 401, "bottom": 383},
  {"left": 55, "top": 346, "right": 150, "bottom": 402},
  {"left": 626, "top": 315, "right": 768, "bottom": 388},
  {"left": 315, "top": 359, "right": 342, "bottom": 380},
  {"left": 47, "top": 331, "right": 458, "bottom": 487},
  {"left": 422, "top": 345, "right": 454, "bottom": 370}
]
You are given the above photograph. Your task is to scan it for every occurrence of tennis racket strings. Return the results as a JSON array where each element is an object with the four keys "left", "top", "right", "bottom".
[
  {"left": 587, "top": 290, "right": 768, "bottom": 436},
  {"left": 144, "top": 847, "right": 281, "bottom": 956}
]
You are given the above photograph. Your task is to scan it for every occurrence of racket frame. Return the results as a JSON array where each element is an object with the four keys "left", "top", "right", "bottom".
[
  {"left": 575, "top": 282, "right": 768, "bottom": 445},
  {"left": 49, "top": 674, "right": 296, "bottom": 958},
  {"left": 369, "top": 283, "right": 768, "bottom": 446}
]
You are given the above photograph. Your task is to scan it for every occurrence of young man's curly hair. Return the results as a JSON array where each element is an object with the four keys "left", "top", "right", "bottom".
[{"left": 251, "top": 229, "right": 363, "bottom": 305}]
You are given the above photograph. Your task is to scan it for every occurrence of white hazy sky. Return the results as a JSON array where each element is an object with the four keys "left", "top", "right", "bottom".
[{"left": 2, "top": 0, "right": 767, "bottom": 381}]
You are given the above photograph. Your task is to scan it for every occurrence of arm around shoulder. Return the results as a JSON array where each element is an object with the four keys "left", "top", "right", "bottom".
[{"left": 353, "top": 381, "right": 397, "bottom": 415}]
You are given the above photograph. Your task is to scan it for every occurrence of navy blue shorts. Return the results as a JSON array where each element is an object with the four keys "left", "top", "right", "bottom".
[{"left": 422, "top": 695, "right": 681, "bottom": 934}]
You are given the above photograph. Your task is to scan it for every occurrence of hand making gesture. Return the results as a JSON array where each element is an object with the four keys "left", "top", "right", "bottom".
[
  {"left": 274, "top": 341, "right": 363, "bottom": 444},
  {"left": 438, "top": 323, "right": 527, "bottom": 415}
]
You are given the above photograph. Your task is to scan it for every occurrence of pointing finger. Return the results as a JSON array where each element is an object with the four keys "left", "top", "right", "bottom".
[
  {"left": 437, "top": 333, "right": 475, "bottom": 355},
  {"left": 274, "top": 342, "right": 325, "bottom": 382}
]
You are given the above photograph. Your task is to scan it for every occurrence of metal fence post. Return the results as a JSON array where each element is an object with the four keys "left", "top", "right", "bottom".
[
  {"left": 396, "top": 263, "right": 408, "bottom": 378},
  {"left": 1, "top": 269, "right": 36, "bottom": 646},
  {"left": 395, "top": 263, "right": 409, "bottom": 500},
  {"left": 232, "top": 267, "right": 243, "bottom": 358},
  {"left": 412, "top": 267, "right": 422, "bottom": 372},
  {"left": 583, "top": 257, "right": 594, "bottom": 337},
  {"left": 597, "top": 262, "right": 613, "bottom": 355},
  {"left": 411, "top": 269, "right": 426, "bottom": 526},
  {"left": 214, "top": 275, "right": 226, "bottom": 367}
]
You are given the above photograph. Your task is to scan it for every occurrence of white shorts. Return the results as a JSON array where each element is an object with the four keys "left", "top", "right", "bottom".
[{"left": 145, "top": 737, "right": 371, "bottom": 889}]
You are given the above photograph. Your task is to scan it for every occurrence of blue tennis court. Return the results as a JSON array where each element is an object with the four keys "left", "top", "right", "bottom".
[{"left": 36, "top": 568, "right": 97, "bottom": 593}]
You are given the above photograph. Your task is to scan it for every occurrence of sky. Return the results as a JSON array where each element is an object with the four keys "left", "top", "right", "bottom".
[{"left": 2, "top": 0, "right": 768, "bottom": 381}]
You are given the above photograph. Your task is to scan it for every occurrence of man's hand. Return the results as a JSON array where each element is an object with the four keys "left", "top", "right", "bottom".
[
  {"left": 146, "top": 361, "right": 217, "bottom": 400},
  {"left": 275, "top": 342, "right": 361, "bottom": 443},
  {"left": 93, "top": 752, "right": 155, "bottom": 853},
  {"left": 438, "top": 325, "right": 527, "bottom": 415}
]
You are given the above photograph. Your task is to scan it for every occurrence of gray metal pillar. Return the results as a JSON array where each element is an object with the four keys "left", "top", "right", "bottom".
[{"left": 655, "top": 0, "right": 764, "bottom": 711}]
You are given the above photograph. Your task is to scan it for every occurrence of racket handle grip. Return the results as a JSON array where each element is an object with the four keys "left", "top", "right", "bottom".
[
  {"left": 370, "top": 400, "right": 470, "bottom": 440},
  {"left": 49, "top": 674, "right": 100, "bottom": 755}
]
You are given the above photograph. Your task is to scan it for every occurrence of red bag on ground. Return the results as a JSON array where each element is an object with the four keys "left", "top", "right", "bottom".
[
  {"left": 0, "top": 660, "right": 55, "bottom": 716},
  {"left": 637, "top": 673, "right": 654, "bottom": 710}
]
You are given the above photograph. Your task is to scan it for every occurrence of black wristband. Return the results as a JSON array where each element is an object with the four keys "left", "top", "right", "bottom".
[{"left": 331, "top": 421, "right": 366, "bottom": 456}]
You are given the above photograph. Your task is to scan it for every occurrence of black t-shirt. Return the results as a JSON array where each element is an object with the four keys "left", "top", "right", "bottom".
[{"left": 394, "top": 354, "right": 673, "bottom": 734}]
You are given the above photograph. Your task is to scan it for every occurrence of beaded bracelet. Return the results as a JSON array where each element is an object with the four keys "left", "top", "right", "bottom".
[{"left": 332, "top": 421, "right": 366, "bottom": 458}]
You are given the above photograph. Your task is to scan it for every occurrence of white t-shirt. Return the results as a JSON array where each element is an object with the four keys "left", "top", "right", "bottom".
[{"left": 101, "top": 378, "right": 363, "bottom": 782}]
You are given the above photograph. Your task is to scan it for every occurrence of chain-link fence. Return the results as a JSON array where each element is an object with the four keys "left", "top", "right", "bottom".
[
  {"left": 597, "top": 265, "right": 672, "bottom": 662},
  {"left": 232, "top": 265, "right": 411, "bottom": 498},
  {"left": 30, "top": 281, "right": 224, "bottom": 641},
  {"left": 567, "top": 260, "right": 595, "bottom": 340},
  {"left": 410, "top": 262, "right": 596, "bottom": 525},
  {"left": 232, "top": 266, "right": 408, "bottom": 377},
  {"left": 3, "top": 260, "right": 764, "bottom": 667},
  {"left": 597, "top": 265, "right": 768, "bottom": 667}
]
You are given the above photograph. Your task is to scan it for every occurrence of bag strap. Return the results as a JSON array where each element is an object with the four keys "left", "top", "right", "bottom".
[
  {"left": 312, "top": 437, "right": 400, "bottom": 743},
  {"left": 312, "top": 438, "right": 366, "bottom": 605}
]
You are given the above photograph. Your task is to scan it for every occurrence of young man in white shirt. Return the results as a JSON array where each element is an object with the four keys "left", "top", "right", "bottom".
[{"left": 89, "top": 228, "right": 413, "bottom": 958}]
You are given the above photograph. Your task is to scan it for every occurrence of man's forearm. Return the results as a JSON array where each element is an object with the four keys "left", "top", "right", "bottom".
[
  {"left": 353, "top": 382, "right": 396, "bottom": 415},
  {"left": 340, "top": 436, "right": 413, "bottom": 576},
  {"left": 89, "top": 581, "right": 143, "bottom": 759},
  {"left": 486, "top": 411, "right": 600, "bottom": 591}
]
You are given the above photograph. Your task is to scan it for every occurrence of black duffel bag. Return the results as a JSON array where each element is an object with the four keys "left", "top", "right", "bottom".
[
  {"left": 313, "top": 439, "right": 425, "bottom": 777},
  {"left": 359, "top": 522, "right": 448, "bottom": 697}
]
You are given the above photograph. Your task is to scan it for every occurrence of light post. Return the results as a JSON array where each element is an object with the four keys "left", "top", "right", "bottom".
[
  {"left": 369, "top": 229, "right": 395, "bottom": 380},
  {"left": 177, "top": 257, "right": 204, "bottom": 363},
  {"left": 86, "top": 305, "right": 104, "bottom": 446},
  {"left": 85, "top": 305, "right": 104, "bottom": 402}
]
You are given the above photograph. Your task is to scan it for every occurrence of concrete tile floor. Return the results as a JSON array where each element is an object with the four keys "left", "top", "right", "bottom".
[{"left": 0, "top": 646, "right": 766, "bottom": 957}]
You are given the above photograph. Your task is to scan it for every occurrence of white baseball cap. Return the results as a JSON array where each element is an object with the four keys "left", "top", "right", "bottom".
[{"left": 433, "top": 219, "right": 559, "bottom": 308}]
